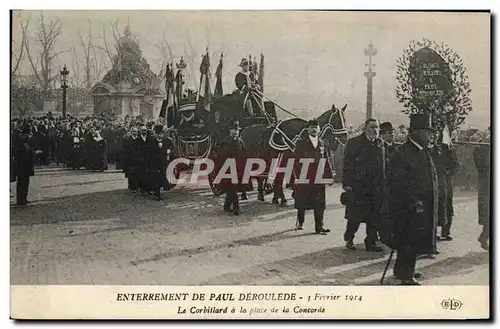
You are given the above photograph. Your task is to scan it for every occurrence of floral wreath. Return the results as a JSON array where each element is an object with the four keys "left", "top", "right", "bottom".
[{"left": 395, "top": 38, "right": 472, "bottom": 131}]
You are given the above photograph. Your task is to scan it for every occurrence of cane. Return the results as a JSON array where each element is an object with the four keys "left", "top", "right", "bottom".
[{"left": 380, "top": 248, "right": 395, "bottom": 285}]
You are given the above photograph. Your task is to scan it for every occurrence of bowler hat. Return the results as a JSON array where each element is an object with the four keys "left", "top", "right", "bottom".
[
  {"left": 409, "top": 113, "right": 435, "bottom": 131},
  {"left": 380, "top": 122, "right": 394, "bottom": 133}
]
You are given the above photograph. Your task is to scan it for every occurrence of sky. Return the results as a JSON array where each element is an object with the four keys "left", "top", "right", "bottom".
[{"left": 11, "top": 10, "right": 490, "bottom": 128}]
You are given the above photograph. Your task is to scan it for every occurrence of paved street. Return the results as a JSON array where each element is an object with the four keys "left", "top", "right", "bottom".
[{"left": 10, "top": 165, "right": 489, "bottom": 285}]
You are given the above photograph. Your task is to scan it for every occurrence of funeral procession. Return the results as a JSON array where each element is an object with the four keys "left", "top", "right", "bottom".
[{"left": 10, "top": 11, "right": 490, "bottom": 287}]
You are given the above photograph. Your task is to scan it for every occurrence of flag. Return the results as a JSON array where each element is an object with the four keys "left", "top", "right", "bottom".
[
  {"left": 203, "top": 52, "right": 212, "bottom": 112},
  {"left": 159, "top": 64, "right": 174, "bottom": 119},
  {"left": 214, "top": 53, "right": 223, "bottom": 97},
  {"left": 258, "top": 53, "right": 264, "bottom": 93}
]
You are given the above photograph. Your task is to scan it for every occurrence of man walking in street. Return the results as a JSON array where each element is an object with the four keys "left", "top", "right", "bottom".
[
  {"left": 13, "top": 124, "right": 35, "bottom": 206},
  {"left": 389, "top": 113, "right": 438, "bottom": 285},
  {"left": 293, "top": 119, "right": 333, "bottom": 235},
  {"left": 219, "top": 122, "right": 246, "bottom": 215},
  {"left": 342, "top": 118, "right": 387, "bottom": 251},
  {"left": 474, "top": 127, "right": 490, "bottom": 251},
  {"left": 380, "top": 121, "right": 397, "bottom": 157}
]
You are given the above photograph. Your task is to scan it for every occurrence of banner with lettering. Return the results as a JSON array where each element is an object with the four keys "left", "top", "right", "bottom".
[{"left": 396, "top": 39, "right": 472, "bottom": 131}]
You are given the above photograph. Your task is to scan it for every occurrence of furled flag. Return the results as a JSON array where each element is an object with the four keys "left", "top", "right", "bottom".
[
  {"left": 159, "top": 63, "right": 175, "bottom": 119},
  {"left": 258, "top": 53, "right": 264, "bottom": 93},
  {"left": 214, "top": 53, "right": 223, "bottom": 97}
]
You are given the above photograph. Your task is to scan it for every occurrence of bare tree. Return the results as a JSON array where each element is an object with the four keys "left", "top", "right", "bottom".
[
  {"left": 183, "top": 31, "right": 200, "bottom": 88},
  {"left": 12, "top": 15, "right": 28, "bottom": 77},
  {"left": 70, "top": 42, "right": 81, "bottom": 88},
  {"left": 24, "top": 12, "right": 69, "bottom": 92},
  {"left": 70, "top": 20, "right": 105, "bottom": 91},
  {"left": 96, "top": 19, "right": 122, "bottom": 71},
  {"left": 146, "top": 24, "right": 174, "bottom": 75}
]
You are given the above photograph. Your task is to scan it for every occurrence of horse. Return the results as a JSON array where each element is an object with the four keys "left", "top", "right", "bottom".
[{"left": 240, "top": 104, "right": 348, "bottom": 206}]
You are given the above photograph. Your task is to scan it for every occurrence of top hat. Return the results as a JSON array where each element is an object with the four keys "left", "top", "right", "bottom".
[
  {"left": 238, "top": 58, "right": 249, "bottom": 67},
  {"left": 409, "top": 113, "right": 435, "bottom": 131},
  {"left": 380, "top": 121, "right": 394, "bottom": 133},
  {"left": 306, "top": 119, "right": 320, "bottom": 127}
]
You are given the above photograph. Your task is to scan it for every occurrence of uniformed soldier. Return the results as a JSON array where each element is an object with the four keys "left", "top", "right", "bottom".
[
  {"left": 293, "top": 119, "right": 333, "bottom": 234},
  {"left": 235, "top": 58, "right": 261, "bottom": 116},
  {"left": 219, "top": 122, "right": 245, "bottom": 215}
]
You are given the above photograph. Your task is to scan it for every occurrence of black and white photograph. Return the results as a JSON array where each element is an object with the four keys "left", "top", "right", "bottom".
[{"left": 8, "top": 9, "right": 491, "bottom": 319}]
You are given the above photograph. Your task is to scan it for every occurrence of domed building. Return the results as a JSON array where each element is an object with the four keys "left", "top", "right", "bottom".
[{"left": 90, "top": 26, "right": 164, "bottom": 118}]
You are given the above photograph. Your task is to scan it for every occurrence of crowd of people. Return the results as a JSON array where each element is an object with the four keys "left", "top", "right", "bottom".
[
  {"left": 337, "top": 116, "right": 490, "bottom": 285},
  {"left": 10, "top": 110, "right": 491, "bottom": 286},
  {"left": 10, "top": 112, "right": 175, "bottom": 204}
]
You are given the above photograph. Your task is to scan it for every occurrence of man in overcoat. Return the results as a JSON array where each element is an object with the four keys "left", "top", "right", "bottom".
[
  {"left": 440, "top": 139, "right": 460, "bottom": 241},
  {"left": 389, "top": 113, "right": 438, "bottom": 285},
  {"left": 474, "top": 129, "right": 490, "bottom": 250},
  {"left": 218, "top": 122, "right": 246, "bottom": 215},
  {"left": 293, "top": 119, "right": 334, "bottom": 234},
  {"left": 342, "top": 118, "right": 387, "bottom": 251},
  {"left": 147, "top": 125, "right": 174, "bottom": 201},
  {"left": 137, "top": 125, "right": 151, "bottom": 195},
  {"left": 13, "top": 124, "right": 35, "bottom": 206},
  {"left": 380, "top": 121, "right": 397, "bottom": 158}
]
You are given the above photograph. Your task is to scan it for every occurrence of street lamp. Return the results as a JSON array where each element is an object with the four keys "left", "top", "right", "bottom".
[{"left": 60, "top": 65, "right": 69, "bottom": 118}]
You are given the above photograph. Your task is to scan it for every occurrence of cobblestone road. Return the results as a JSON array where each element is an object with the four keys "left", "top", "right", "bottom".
[{"left": 10, "top": 165, "right": 489, "bottom": 286}]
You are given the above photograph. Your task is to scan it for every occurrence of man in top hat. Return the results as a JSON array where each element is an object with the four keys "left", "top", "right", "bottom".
[
  {"left": 388, "top": 112, "right": 438, "bottom": 285},
  {"left": 293, "top": 119, "right": 333, "bottom": 234},
  {"left": 12, "top": 124, "right": 35, "bottom": 206},
  {"left": 342, "top": 118, "right": 387, "bottom": 251},
  {"left": 218, "top": 121, "right": 246, "bottom": 215}
]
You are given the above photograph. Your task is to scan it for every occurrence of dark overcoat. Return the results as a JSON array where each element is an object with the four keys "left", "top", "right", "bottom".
[
  {"left": 217, "top": 135, "right": 253, "bottom": 193},
  {"left": 386, "top": 140, "right": 438, "bottom": 254},
  {"left": 342, "top": 134, "right": 387, "bottom": 224},
  {"left": 292, "top": 136, "right": 334, "bottom": 210},
  {"left": 89, "top": 137, "right": 108, "bottom": 171},
  {"left": 10, "top": 131, "right": 17, "bottom": 182},
  {"left": 442, "top": 145, "right": 460, "bottom": 218},
  {"left": 147, "top": 137, "right": 174, "bottom": 189},
  {"left": 473, "top": 144, "right": 490, "bottom": 226},
  {"left": 13, "top": 136, "right": 35, "bottom": 178},
  {"left": 430, "top": 146, "right": 448, "bottom": 227}
]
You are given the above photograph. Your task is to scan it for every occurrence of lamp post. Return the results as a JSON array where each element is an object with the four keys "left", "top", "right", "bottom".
[
  {"left": 364, "top": 41, "right": 377, "bottom": 120},
  {"left": 60, "top": 65, "right": 69, "bottom": 118}
]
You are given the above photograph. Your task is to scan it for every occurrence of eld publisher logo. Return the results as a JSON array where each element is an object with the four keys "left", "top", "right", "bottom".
[{"left": 441, "top": 298, "right": 463, "bottom": 310}]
